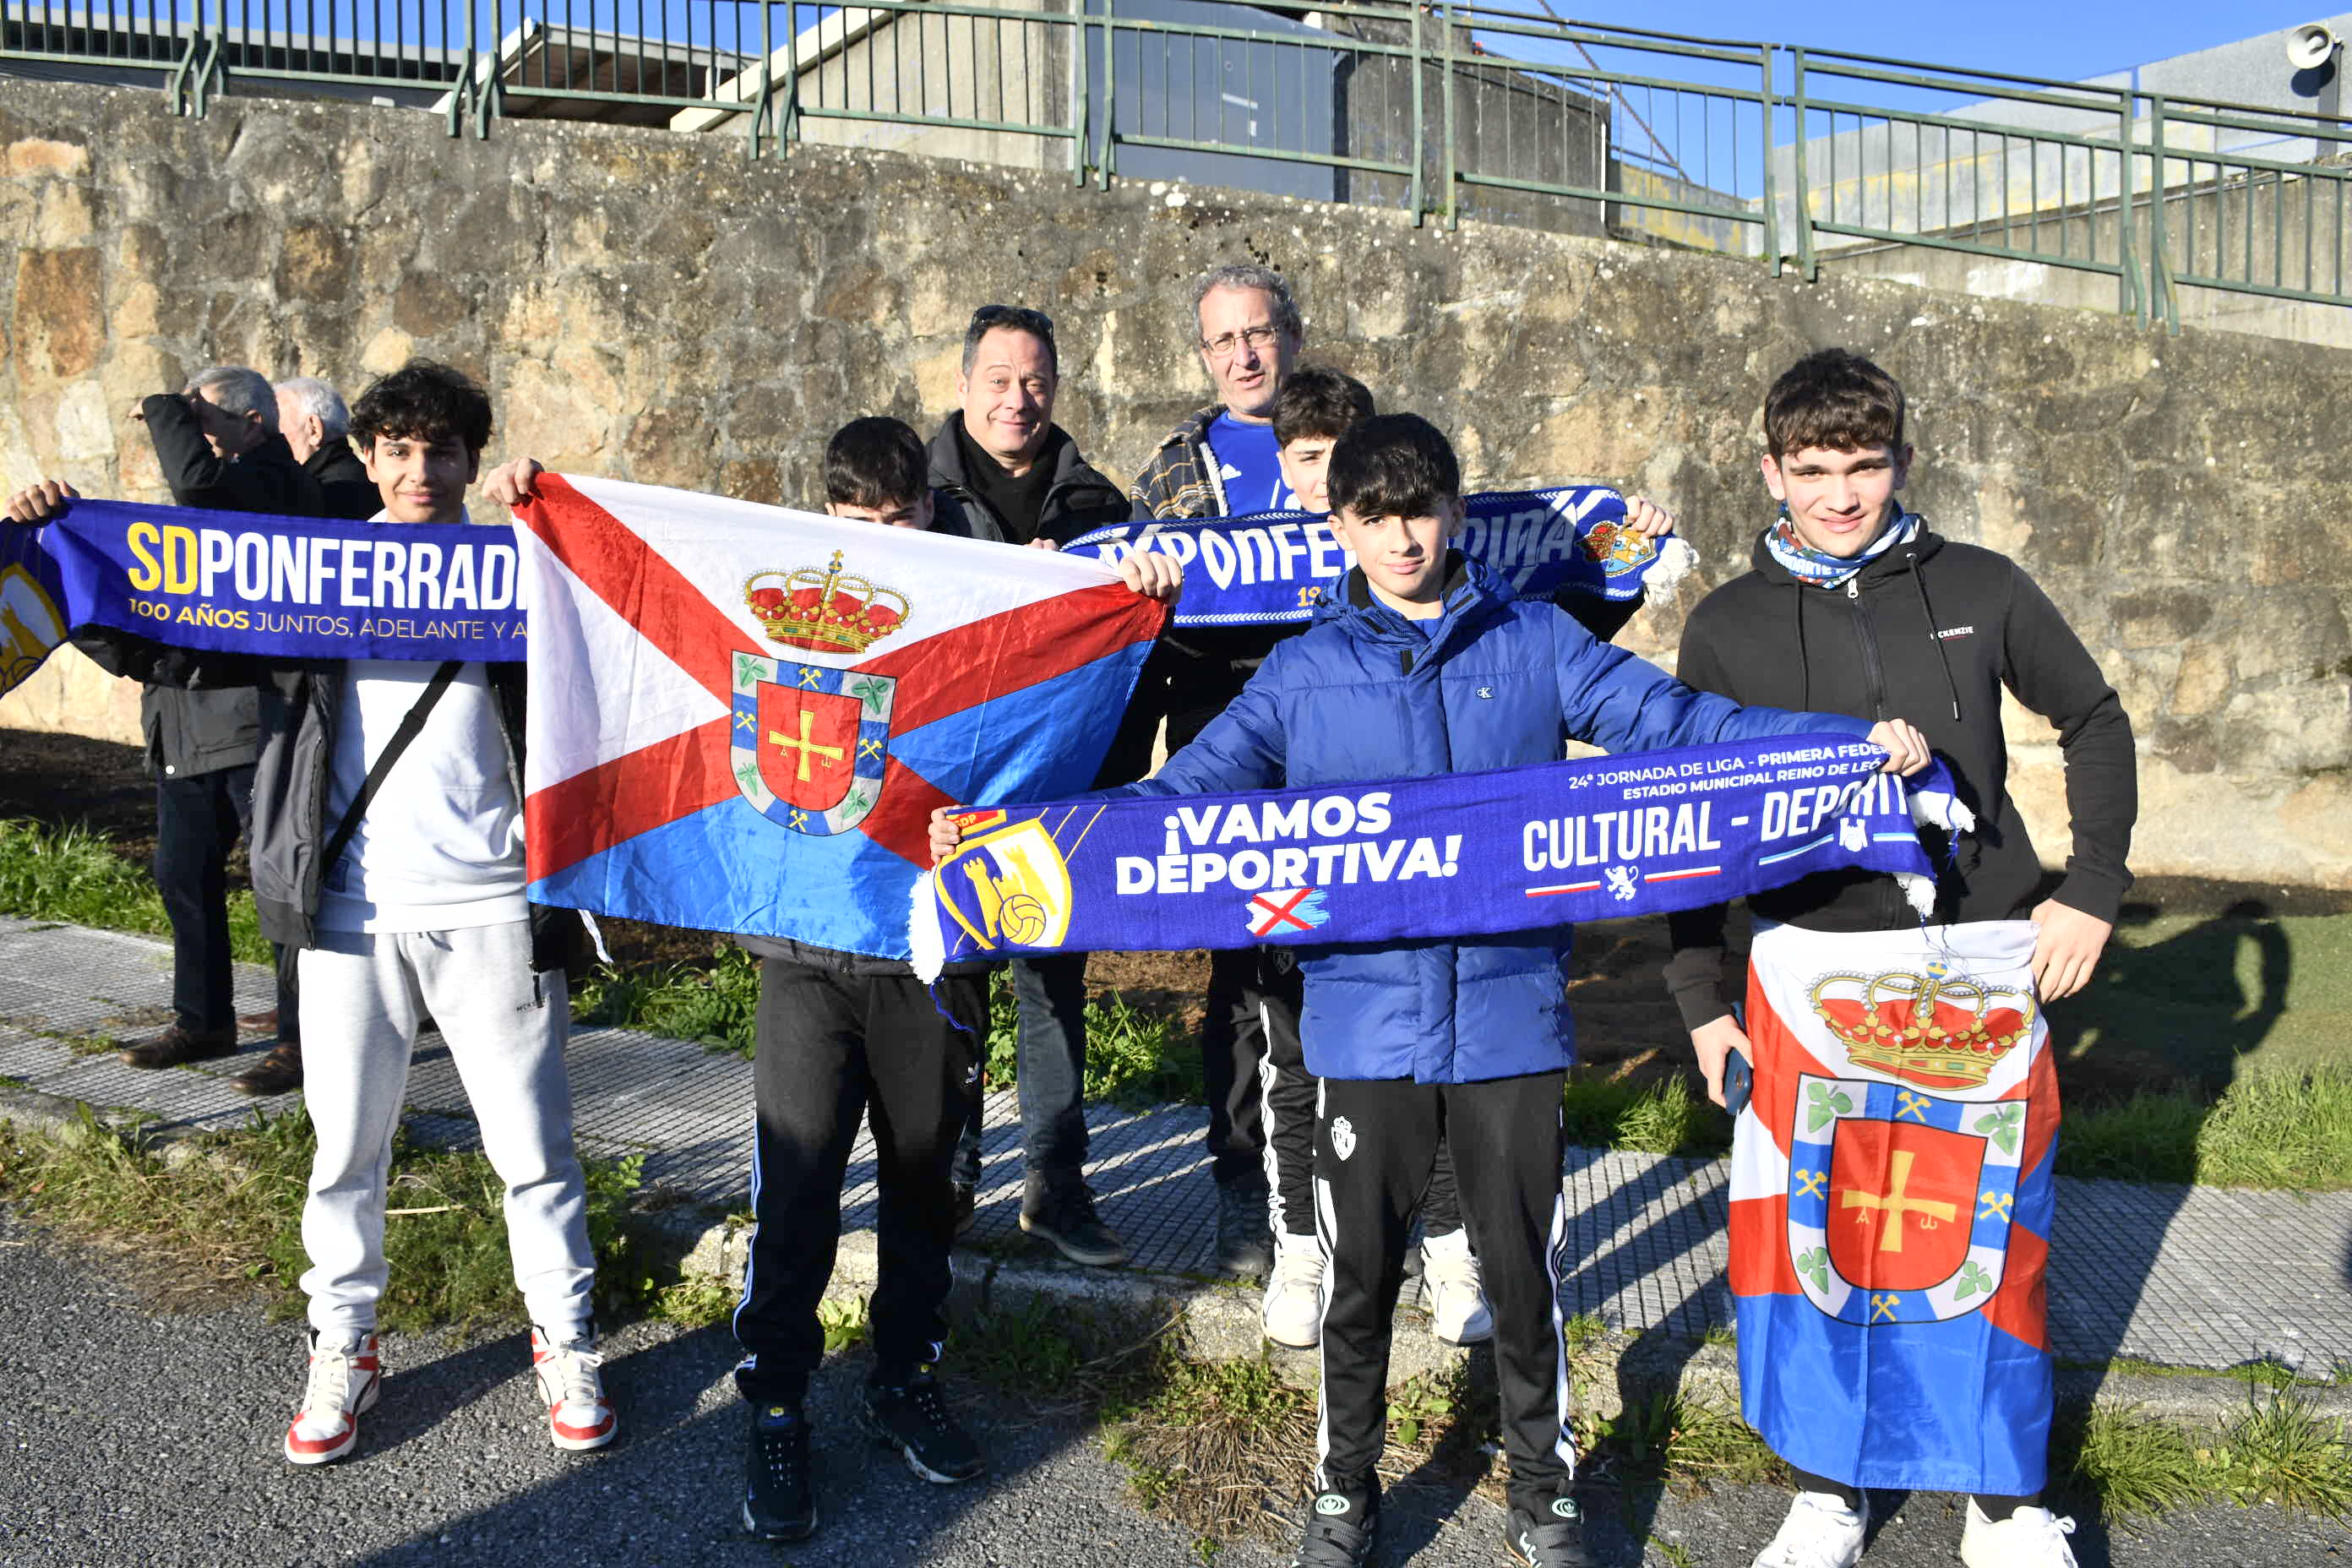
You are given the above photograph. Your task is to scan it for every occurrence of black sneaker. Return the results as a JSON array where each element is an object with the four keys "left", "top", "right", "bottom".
[
  {"left": 863, "top": 1368, "right": 986, "bottom": 1484},
  {"left": 1214, "top": 1176, "right": 1276, "bottom": 1279},
  {"left": 1505, "top": 1494, "right": 1597, "bottom": 1567},
  {"left": 1019, "top": 1171, "right": 1130, "bottom": 1267},
  {"left": 1292, "top": 1489, "right": 1379, "bottom": 1567},
  {"left": 741, "top": 1402, "right": 815, "bottom": 1542},
  {"left": 952, "top": 1181, "right": 977, "bottom": 1237}
]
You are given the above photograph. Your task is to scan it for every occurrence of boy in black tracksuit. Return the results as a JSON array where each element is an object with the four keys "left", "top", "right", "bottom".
[
  {"left": 1663, "top": 350, "right": 2134, "bottom": 1568},
  {"left": 730, "top": 419, "right": 995, "bottom": 1543},
  {"left": 730, "top": 418, "right": 1180, "bottom": 1544}
]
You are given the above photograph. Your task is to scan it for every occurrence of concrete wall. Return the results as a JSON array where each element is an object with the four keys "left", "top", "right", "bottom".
[{"left": 2, "top": 79, "right": 2348, "bottom": 887}]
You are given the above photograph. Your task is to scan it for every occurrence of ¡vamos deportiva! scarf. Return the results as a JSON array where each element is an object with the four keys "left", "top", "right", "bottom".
[
  {"left": 1763, "top": 508, "right": 1922, "bottom": 589},
  {"left": 911, "top": 736, "right": 1972, "bottom": 978}
]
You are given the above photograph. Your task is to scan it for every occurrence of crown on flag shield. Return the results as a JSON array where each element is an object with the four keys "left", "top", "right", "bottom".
[
  {"left": 730, "top": 652, "right": 896, "bottom": 836},
  {"left": 1785, "top": 1072, "right": 2023, "bottom": 1328}
]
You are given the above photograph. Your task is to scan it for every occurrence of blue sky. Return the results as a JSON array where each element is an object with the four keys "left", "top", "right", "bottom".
[{"left": 1524, "top": 3, "right": 2324, "bottom": 81}]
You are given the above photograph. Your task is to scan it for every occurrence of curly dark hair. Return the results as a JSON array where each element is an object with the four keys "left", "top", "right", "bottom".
[{"left": 348, "top": 359, "right": 494, "bottom": 455}]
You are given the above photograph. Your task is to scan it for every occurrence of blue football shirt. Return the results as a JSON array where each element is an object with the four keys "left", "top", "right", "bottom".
[{"left": 1205, "top": 411, "right": 1291, "bottom": 514}]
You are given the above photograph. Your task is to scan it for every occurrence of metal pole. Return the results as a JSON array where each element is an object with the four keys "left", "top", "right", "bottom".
[
  {"left": 1098, "top": 0, "right": 1115, "bottom": 190},
  {"left": 2147, "top": 94, "right": 2169, "bottom": 329},
  {"left": 1070, "top": 0, "right": 1088, "bottom": 187},
  {"left": 1440, "top": 2, "right": 1457, "bottom": 229},
  {"left": 1790, "top": 46, "right": 1815, "bottom": 279},
  {"left": 2117, "top": 89, "right": 2139, "bottom": 322},
  {"left": 1408, "top": 2, "right": 1425, "bottom": 224},
  {"left": 1760, "top": 43, "right": 1780, "bottom": 275}
]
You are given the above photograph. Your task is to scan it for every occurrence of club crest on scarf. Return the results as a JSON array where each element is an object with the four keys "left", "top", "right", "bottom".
[
  {"left": 1578, "top": 519, "right": 1657, "bottom": 579},
  {"left": 935, "top": 810, "right": 1078, "bottom": 951},
  {"left": 730, "top": 655, "right": 897, "bottom": 836},
  {"left": 0, "top": 564, "right": 67, "bottom": 694},
  {"left": 1787, "top": 1072, "right": 2022, "bottom": 1326}
]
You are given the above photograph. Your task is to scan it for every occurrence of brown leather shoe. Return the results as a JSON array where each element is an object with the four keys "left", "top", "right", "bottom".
[
  {"left": 230, "top": 1042, "right": 303, "bottom": 1097},
  {"left": 237, "top": 1008, "right": 280, "bottom": 1034},
  {"left": 117, "top": 1025, "right": 237, "bottom": 1069}
]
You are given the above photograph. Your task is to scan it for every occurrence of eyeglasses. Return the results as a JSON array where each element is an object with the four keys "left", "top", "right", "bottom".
[
  {"left": 969, "top": 304, "right": 1055, "bottom": 340},
  {"left": 1200, "top": 324, "right": 1286, "bottom": 360}
]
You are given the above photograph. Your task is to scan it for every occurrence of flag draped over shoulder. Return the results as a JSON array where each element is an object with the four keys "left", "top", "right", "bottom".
[
  {"left": 513, "top": 475, "right": 1167, "bottom": 961},
  {"left": 912, "top": 739, "right": 1964, "bottom": 978},
  {"left": 1062, "top": 487, "right": 1690, "bottom": 629},
  {"left": 1730, "top": 918, "right": 2057, "bottom": 1496}
]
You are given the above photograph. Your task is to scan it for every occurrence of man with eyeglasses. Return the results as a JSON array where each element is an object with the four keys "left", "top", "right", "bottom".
[
  {"left": 1119, "top": 264, "right": 1334, "bottom": 1288},
  {"left": 927, "top": 304, "right": 1138, "bottom": 1270}
]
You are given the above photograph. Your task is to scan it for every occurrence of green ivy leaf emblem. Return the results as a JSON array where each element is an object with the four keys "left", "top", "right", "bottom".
[
  {"left": 1953, "top": 1260, "right": 1995, "bottom": 1300},
  {"left": 841, "top": 787, "right": 870, "bottom": 817},
  {"left": 735, "top": 761, "right": 766, "bottom": 800},
  {"left": 1974, "top": 1103, "right": 2023, "bottom": 1155},
  {"left": 734, "top": 653, "right": 765, "bottom": 689},
  {"left": 1794, "top": 1246, "right": 1831, "bottom": 1293},
  {"left": 851, "top": 676, "right": 891, "bottom": 715},
  {"left": 1805, "top": 1082, "right": 1854, "bottom": 1133}
]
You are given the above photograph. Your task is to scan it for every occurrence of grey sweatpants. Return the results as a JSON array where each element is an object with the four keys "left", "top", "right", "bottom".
[{"left": 296, "top": 920, "right": 595, "bottom": 1337}]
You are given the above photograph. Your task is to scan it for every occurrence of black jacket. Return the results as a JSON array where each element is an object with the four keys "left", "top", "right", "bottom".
[
  {"left": 76, "top": 629, "right": 575, "bottom": 973},
  {"left": 136, "top": 396, "right": 329, "bottom": 780},
  {"left": 1663, "top": 524, "right": 2136, "bottom": 1032},
  {"left": 303, "top": 438, "right": 384, "bottom": 522},
  {"left": 923, "top": 413, "right": 1127, "bottom": 547}
]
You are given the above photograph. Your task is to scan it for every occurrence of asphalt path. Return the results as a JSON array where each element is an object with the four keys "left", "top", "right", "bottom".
[{"left": 0, "top": 1205, "right": 2343, "bottom": 1568}]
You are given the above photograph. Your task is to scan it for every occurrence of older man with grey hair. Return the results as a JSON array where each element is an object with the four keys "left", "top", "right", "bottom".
[
  {"left": 275, "top": 375, "right": 381, "bottom": 520},
  {"left": 114, "top": 366, "right": 322, "bottom": 1089}
]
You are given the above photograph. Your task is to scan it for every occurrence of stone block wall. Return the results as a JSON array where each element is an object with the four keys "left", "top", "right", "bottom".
[{"left": 2, "top": 80, "right": 2346, "bottom": 886}]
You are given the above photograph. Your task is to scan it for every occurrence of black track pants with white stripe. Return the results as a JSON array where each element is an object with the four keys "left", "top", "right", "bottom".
[
  {"left": 1313, "top": 1071, "right": 1573, "bottom": 1513},
  {"left": 1210, "top": 949, "right": 1463, "bottom": 1239},
  {"left": 733, "top": 961, "right": 983, "bottom": 1405}
]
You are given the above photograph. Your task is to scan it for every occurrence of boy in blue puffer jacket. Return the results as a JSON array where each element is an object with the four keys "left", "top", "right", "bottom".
[{"left": 931, "top": 415, "right": 1928, "bottom": 1568}]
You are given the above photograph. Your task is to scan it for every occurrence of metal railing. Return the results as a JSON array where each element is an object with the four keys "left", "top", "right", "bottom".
[{"left": 8, "top": 0, "right": 2352, "bottom": 326}]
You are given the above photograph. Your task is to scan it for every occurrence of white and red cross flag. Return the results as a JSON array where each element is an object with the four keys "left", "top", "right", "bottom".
[{"left": 512, "top": 475, "right": 1167, "bottom": 960}]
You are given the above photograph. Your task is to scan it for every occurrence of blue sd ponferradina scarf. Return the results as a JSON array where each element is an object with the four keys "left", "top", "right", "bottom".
[{"left": 1764, "top": 508, "right": 1922, "bottom": 589}]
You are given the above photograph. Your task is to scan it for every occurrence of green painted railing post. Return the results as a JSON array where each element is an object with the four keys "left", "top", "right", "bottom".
[
  {"left": 1440, "top": 2, "right": 1458, "bottom": 230},
  {"left": 781, "top": 1, "right": 802, "bottom": 144},
  {"left": 1098, "top": 0, "right": 1116, "bottom": 190},
  {"left": 2117, "top": 90, "right": 2141, "bottom": 321},
  {"left": 1070, "top": 0, "right": 1089, "bottom": 187},
  {"left": 2147, "top": 94, "right": 2171, "bottom": 331},
  {"left": 1790, "top": 46, "right": 1816, "bottom": 280},
  {"left": 1760, "top": 43, "right": 1781, "bottom": 275},
  {"left": 1407, "top": 1, "right": 1424, "bottom": 224}
]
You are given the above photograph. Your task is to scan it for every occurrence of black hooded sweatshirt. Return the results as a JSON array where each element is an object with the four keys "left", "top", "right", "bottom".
[{"left": 1663, "top": 521, "right": 2136, "bottom": 1032}]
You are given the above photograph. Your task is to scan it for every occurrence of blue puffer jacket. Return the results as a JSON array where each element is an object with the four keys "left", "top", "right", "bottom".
[{"left": 1103, "top": 556, "right": 1873, "bottom": 1084}]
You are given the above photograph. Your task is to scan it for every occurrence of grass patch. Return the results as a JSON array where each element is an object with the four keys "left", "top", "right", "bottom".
[
  {"left": 2059, "top": 1066, "right": 2352, "bottom": 1190},
  {"left": 572, "top": 944, "right": 760, "bottom": 1054},
  {"left": 0, "top": 818, "right": 268, "bottom": 964},
  {"left": 2210, "top": 1387, "right": 2352, "bottom": 1517},
  {"left": 2051, "top": 1402, "right": 2208, "bottom": 1521},
  {"left": 0, "top": 1105, "right": 646, "bottom": 1331},
  {"left": 1589, "top": 1391, "right": 1783, "bottom": 1489},
  {"left": 1562, "top": 1070, "right": 1723, "bottom": 1157},
  {"left": 979, "top": 969, "right": 1207, "bottom": 1112}
]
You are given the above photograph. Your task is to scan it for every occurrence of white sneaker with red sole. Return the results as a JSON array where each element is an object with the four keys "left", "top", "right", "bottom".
[
  {"left": 285, "top": 1330, "right": 382, "bottom": 1465},
  {"left": 532, "top": 1326, "right": 618, "bottom": 1451}
]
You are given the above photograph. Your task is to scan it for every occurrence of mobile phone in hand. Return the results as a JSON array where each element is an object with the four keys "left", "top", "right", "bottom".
[{"left": 1722, "top": 1002, "right": 1753, "bottom": 1116}]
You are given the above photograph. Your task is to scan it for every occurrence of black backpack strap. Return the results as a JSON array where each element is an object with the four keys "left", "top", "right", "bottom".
[{"left": 321, "top": 660, "right": 467, "bottom": 878}]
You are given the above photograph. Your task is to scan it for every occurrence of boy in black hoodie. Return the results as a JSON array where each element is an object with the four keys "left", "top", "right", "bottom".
[{"left": 1664, "top": 349, "right": 2135, "bottom": 1568}]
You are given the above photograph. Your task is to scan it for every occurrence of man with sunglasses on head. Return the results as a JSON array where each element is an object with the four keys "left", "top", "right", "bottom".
[{"left": 928, "top": 305, "right": 1137, "bottom": 1270}]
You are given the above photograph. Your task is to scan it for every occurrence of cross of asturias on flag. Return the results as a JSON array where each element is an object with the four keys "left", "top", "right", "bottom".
[{"left": 511, "top": 475, "right": 1168, "bottom": 961}]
